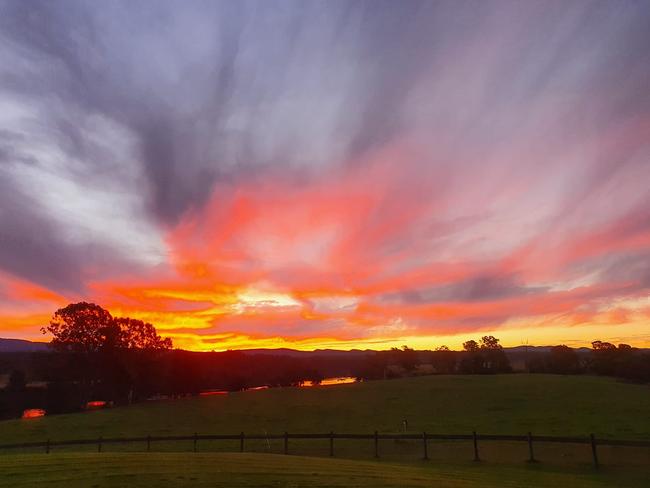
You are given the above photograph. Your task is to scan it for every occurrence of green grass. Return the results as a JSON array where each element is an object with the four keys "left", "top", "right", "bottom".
[
  {"left": 0, "top": 452, "right": 648, "bottom": 488},
  {"left": 2, "top": 375, "right": 649, "bottom": 444},
  {"left": 1, "top": 375, "right": 649, "bottom": 487}
]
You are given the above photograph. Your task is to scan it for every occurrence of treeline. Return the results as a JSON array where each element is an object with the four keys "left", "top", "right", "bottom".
[
  {"left": 1, "top": 302, "right": 649, "bottom": 420},
  {"left": 0, "top": 334, "right": 514, "bottom": 419},
  {"left": 0, "top": 348, "right": 349, "bottom": 419},
  {"left": 356, "top": 336, "right": 512, "bottom": 380},
  {"left": 4, "top": 337, "right": 649, "bottom": 420},
  {"left": 356, "top": 340, "right": 650, "bottom": 383},
  {"left": 528, "top": 342, "right": 650, "bottom": 382},
  {"left": 2, "top": 341, "right": 650, "bottom": 420}
]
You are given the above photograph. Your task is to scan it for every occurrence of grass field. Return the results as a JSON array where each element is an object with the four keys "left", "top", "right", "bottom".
[
  {"left": 1, "top": 452, "right": 649, "bottom": 488},
  {"left": 0, "top": 375, "right": 648, "bottom": 486},
  {"left": 1, "top": 375, "right": 648, "bottom": 443}
]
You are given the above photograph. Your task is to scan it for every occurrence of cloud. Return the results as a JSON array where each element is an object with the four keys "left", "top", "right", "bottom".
[
  {"left": 376, "top": 273, "right": 546, "bottom": 306},
  {"left": 1, "top": 0, "right": 649, "bottom": 349},
  {"left": 0, "top": 177, "right": 91, "bottom": 293},
  {"left": 0, "top": 0, "right": 450, "bottom": 224}
]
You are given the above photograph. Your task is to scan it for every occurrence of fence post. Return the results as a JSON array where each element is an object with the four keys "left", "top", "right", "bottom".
[
  {"left": 45, "top": 439, "right": 50, "bottom": 454},
  {"left": 527, "top": 432, "right": 536, "bottom": 463},
  {"left": 374, "top": 431, "right": 379, "bottom": 458},
  {"left": 329, "top": 431, "right": 334, "bottom": 457},
  {"left": 284, "top": 431, "right": 289, "bottom": 455},
  {"left": 472, "top": 431, "right": 479, "bottom": 462},
  {"left": 193, "top": 432, "right": 198, "bottom": 452},
  {"left": 422, "top": 432, "right": 429, "bottom": 460},
  {"left": 590, "top": 434, "right": 599, "bottom": 468},
  {"left": 240, "top": 431, "right": 245, "bottom": 452},
  {"left": 97, "top": 436, "right": 102, "bottom": 453},
  {"left": 147, "top": 435, "right": 151, "bottom": 452}
]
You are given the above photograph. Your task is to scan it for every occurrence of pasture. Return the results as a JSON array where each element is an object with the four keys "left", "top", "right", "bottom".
[
  {"left": 1, "top": 374, "right": 648, "bottom": 443},
  {"left": 0, "top": 375, "right": 649, "bottom": 487}
]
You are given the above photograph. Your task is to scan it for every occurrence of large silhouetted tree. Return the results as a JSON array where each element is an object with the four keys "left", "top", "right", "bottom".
[
  {"left": 42, "top": 302, "right": 115, "bottom": 353},
  {"left": 41, "top": 302, "right": 172, "bottom": 405},
  {"left": 42, "top": 302, "right": 172, "bottom": 352}
]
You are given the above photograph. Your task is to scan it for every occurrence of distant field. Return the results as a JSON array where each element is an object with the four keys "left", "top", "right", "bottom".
[
  {"left": 1, "top": 452, "right": 649, "bottom": 488},
  {"left": 1, "top": 375, "right": 649, "bottom": 444}
]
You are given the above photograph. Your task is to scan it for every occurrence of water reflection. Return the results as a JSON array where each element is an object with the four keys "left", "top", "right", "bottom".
[
  {"left": 22, "top": 408, "right": 45, "bottom": 419},
  {"left": 302, "top": 376, "right": 357, "bottom": 387}
]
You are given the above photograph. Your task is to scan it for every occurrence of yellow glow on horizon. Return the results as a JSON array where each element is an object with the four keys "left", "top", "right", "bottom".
[
  {"left": 2, "top": 276, "right": 648, "bottom": 352},
  {"left": 141, "top": 319, "right": 650, "bottom": 352},
  {"left": 233, "top": 286, "right": 302, "bottom": 312},
  {"left": 5, "top": 315, "right": 650, "bottom": 351}
]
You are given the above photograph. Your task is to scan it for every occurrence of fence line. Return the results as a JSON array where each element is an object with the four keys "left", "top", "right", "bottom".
[{"left": 1, "top": 432, "right": 649, "bottom": 468}]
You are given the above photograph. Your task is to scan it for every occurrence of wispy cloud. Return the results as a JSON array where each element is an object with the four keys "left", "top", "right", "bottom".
[{"left": 1, "top": 0, "right": 649, "bottom": 349}]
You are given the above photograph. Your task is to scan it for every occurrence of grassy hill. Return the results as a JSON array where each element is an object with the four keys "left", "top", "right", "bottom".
[{"left": 1, "top": 452, "right": 649, "bottom": 488}]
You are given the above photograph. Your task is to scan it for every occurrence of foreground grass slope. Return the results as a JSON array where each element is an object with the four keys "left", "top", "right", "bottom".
[
  {"left": 1, "top": 375, "right": 649, "bottom": 445},
  {"left": 1, "top": 452, "right": 648, "bottom": 488}
]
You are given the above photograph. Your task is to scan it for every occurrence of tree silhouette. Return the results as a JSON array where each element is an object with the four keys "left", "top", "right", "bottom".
[
  {"left": 460, "top": 340, "right": 482, "bottom": 373},
  {"left": 430, "top": 346, "right": 457, "bottom": 374},
  {"left": 42, "top": 302, "right": 115, "bottom": 353},
  {"left": 591, "top": 340, "right": 618, "bottom": 375},
  {"left": 114, "top": 318, "right": 173, "bottom": 350},
  {"left": 548, "top": 345, "right": 580, "bottom": 374},
  {"left": 42, "top": 302, "right": 172, "bottom": 352},
  {"left": 479, "top": 336, "right": 501, "bottom": 350},
  {"left": 390, "top": 346, "right": 418, "bottom": 371},
  {"left": 40, "top": 302, "right": 172, "bottom": 405},
  {"left": 460, "top": 336, "right": 511, "bottom": 373}
]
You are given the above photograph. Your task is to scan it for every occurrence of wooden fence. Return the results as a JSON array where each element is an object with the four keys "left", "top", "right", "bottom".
[{"left": 1, "top": 432, "right": 649, "bottom": 468}]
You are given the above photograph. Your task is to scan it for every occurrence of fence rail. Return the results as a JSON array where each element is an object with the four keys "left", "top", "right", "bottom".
[{"left": 1, "top": 432, "right": 649, "bottom": 467}]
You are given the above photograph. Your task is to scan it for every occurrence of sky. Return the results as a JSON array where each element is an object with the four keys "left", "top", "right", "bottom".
[{"left": 0, "top": 0, "right": 649, "bottom": 351}]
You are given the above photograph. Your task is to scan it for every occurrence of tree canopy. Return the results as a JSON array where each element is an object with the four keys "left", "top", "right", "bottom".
[
  {"left": 462, "top": 340, "right": 479, "bottom": 352},
  {"left": 114, "top": 317, "right": 173, "bottom": 350},
  {"left": 42, "top": 302, "right": 172, "bottom": 352},
  {"left": 479, "top": 335, "right": 502, "bottom": 350}
]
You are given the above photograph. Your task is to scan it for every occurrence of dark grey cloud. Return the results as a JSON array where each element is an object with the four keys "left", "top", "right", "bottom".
[
  {"left": 0, "top": 0, "right": 453, "bottom": 224},
  {"left": 377, "top": 272, "right": 546, "bottom": 306},
  {"left": 342, "top": 0, "right": 436, "bottom": 158},
  {"left": 2, "top": 0, "right": 649, "bottom": 216}
]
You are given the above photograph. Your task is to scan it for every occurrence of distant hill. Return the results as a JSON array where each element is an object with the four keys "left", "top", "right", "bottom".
[
  {"left": 1, "top": 340, "right": 645, "bottom": 356},
  {"left": 241, "top": 348, "right": 374, "bottom": 358},
  {"left": 241, "top": 346, "right": 598, "bottom": 358},
  {"left": 0, "top": 338, "right": 49, "bottom": 353}
]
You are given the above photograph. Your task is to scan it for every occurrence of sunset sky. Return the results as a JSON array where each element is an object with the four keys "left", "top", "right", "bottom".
[{"left": 1, "top": 1, "right": 649, "bottom": 351}]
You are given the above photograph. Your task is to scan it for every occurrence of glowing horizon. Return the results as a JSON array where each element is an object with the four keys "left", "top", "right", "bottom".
[{"left": 1, "top": 2, "right": 649, "bottom": 352}]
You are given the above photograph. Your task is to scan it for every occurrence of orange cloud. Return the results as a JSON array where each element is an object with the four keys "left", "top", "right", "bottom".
[{"left": 2, "top": 139, "right": 650, "bottom": 351}]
